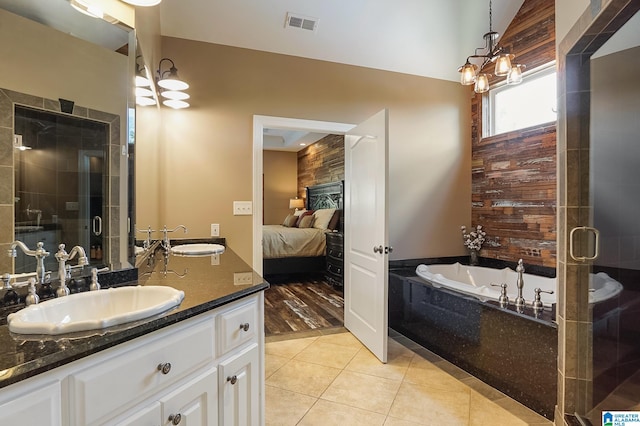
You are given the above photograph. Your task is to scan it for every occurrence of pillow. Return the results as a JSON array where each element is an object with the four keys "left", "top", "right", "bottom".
[
  {"left": 312, "top": 208, "right": 336, "bottom": 230},
  {"left": 293, "top": 208, "right": 307, "bottom": 217},
  {"left": 297, "top": 214, "right": 315, "bottom": 228},
  {"left": 327, "top": 210, "right": 340, "bottom": 231},
  {"left": 295, "top": 210, "right": 314, "bottom": 227},
  {"left": 282, "top": 214, "right": 298, "bottom": 227}
]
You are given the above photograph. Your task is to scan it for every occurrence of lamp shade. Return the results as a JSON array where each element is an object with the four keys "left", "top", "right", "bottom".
[
  {"left": 458, "top": 62, "right": 477, "bottom": 85},
  {"left": 474, "top": 74, "right": 490, "bottom": 93},
  {"left": 507, "top": 64, "right": 525, "bottom": 85},
  {"left": 289, "top": 198, "right": 304, "bottom": 209},
  {"left": 494, "top": 54, "right": 514, "bottom": 76}
]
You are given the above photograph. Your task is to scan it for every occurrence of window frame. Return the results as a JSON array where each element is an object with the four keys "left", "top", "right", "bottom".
[{"left": 484, "top": 62, "right": 557, "bottom": 138}]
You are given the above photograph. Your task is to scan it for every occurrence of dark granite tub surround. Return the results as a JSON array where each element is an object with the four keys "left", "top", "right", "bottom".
[
  {"left": 0, "top": 245, "right": 267, "bottom": 390},
  {"left": 389, "top": 264, "right": 558, "bottom": 419}
]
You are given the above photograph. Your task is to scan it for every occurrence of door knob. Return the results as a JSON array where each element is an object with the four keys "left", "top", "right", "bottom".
[
  {"left": 373, "top": 245, "right": 383, "bottom": 253},
  {"left": 385, "top": 246, "right": 393, "bottom": 254}
]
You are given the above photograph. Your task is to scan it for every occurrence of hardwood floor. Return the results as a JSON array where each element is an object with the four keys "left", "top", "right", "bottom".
[{"left": 264, "top": 274, "right": 344, "bottom": 337}]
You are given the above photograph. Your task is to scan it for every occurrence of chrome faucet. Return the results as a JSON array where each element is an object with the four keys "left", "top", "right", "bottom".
[
  {"left": 137, "top": 225, "right": 156, "bottom": 251},
  {"left": 515, "top": 259, "right": 526, "bottom": 311},
  {"left": 8, "top": 240, "right": 50, "bottom": 285},
  {"left": 161, "top": 225, "right": 188, "bottom": 251},
  {"left": 55, "top": 244, "right": 88, "bottom": 297}
]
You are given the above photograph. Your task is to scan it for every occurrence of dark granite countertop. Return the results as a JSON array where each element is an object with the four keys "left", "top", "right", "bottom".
[{"left": 0, "top": 244, "right": 268, "bottom": 390}]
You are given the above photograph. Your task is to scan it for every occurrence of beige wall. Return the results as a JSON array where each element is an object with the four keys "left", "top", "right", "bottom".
[
  {"left": 263, "top": 151, "right": 298, "bottom": 226},
  {"left": 136, "top": 37, "right": 470, "bottom": 265},
  {"left": 555, "top": 0, "right": 589, "bottom": 44},
  {"left": 0, "top": 9, "right": 128, "bottom": 117}
]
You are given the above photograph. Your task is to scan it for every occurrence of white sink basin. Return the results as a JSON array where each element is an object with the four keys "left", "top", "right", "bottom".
[
  {"left": 171, "top": 243, "right": 225, "bottom": 256},
  {"left": 7, "top": 286, "right": 185, "bottom": 335}
]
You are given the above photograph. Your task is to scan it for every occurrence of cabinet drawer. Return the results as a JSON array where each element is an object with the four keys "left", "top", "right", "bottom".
[
  {"left": 217, "top": 298, "right": 258, "bottom": 356},
  {"left": 326, "top": 261, "right": 343, "bottom": 277},
  {"left": 69, "top": 316, "right": 215, "bottom": 425},
  {"left": 327, "top": 247, "right": 343, "bottom": 259}
]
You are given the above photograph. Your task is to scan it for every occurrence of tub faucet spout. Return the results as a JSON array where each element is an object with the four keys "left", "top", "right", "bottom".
[{"left": 515, "top": 259, "right": 526, "bottom": 311}]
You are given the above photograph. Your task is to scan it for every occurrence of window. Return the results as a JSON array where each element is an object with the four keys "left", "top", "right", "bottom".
[{"left": 486, "top": 64, "right": 557, "bottom": 137}]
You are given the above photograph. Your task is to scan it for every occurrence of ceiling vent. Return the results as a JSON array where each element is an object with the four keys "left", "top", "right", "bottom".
[{"left": 285, "top": 13, "right": 318, "bottom": 33}]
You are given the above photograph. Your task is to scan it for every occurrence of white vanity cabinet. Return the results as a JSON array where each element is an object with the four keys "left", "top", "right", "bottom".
[
  {"left": 0, "top": 292, "right": 264, "bottom": 426},
  {"left": 0, "top": 380, "right": 62, "bottom": 425}
]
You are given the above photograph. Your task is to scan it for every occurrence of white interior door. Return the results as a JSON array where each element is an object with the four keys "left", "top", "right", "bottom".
[{"left": 344, "top": 109, "right": 389, "bottom": 363}]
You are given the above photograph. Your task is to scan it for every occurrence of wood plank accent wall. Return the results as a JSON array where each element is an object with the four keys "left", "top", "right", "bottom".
[
  {"left": 297, "top": 134, "right": 344, "bottom": 199},
  {"left": 471, "top": 0, "right": 556, "bottom": 268}
]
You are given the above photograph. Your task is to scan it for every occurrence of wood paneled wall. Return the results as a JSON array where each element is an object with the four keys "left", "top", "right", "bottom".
[
  {"left": 297, "top": 134, "right": 344, "bottom": 199},
  {"left": 471, "top": 0, "right": 556, "bottom": 267}
]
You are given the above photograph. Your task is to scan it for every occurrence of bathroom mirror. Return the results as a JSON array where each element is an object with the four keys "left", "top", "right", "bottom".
[{"left": 0, "top": 0, "right": 137, "bottom": 275}]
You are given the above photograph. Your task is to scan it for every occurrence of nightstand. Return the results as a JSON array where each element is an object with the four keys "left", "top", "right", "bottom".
[{"left": 325, "top": 231, "right": 344, "bottom": 287}]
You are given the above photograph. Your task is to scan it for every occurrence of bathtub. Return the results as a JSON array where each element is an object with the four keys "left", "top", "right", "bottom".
[{"left": 415, "top": 262, "right": 623, "bottom": 307}]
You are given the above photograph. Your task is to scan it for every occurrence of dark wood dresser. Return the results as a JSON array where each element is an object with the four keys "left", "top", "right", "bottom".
[{"left": 325, "top": 231, "right": 344, "bottom": 287}]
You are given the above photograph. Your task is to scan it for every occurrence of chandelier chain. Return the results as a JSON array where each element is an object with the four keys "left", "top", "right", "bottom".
[{"left": 489, "top": 0, "right": 493, "bottom": 32}]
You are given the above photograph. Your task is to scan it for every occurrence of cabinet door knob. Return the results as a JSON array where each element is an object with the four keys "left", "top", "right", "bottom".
[
  {"left": 168, "top": 413, "right": 182, "bottom": 425},
  {"left": 157, "top": 362, "right": 172, "bottom": 375},
  {"left": 227, "top": 375, "right": 238, "bottom": 385},
  {"left": 239, "top": 323, "right": 250, "bottom": 332}
]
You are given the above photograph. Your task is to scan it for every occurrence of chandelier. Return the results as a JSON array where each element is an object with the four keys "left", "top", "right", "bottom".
[{"left": 457, "top": 0, "right": 524, "bottom": 93}]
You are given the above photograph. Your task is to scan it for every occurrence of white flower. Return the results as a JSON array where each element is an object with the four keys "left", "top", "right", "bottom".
[{"left": 461, "top": 224, "right": 486, "bottom": 251}]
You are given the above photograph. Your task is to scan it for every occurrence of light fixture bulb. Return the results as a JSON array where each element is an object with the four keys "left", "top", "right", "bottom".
[
  {"left": 135, "top": 87, "right": 154, "bottom": 97},
  {"left": 120, "top": 0, "right": 162, "bottom": 6},
  {"left": 161, "top": 90, "right": 190, "bottom": 100},
  {"left": 458, "top": 62, "right": 478, "bottom": 86},
  {"left": 494, "top": 54, "right": 514, "bottom": 76},
  {"left": 474, "top": 74, "right": 490, "bottom": 93},
  {"left": 157, "top": 78, "right": 189, "bottom": 91},
  {"left": 136, "top": 96, "right": 156, "bottom": 106},
  {"left": 163, "top": 99, "right": 190, "bottom": 109},
  {"left": 135, "top": 75, "right": 151, "bottom": 87},
  {"left": 507, "top": 64, "right": 525, "bottom": 85}
]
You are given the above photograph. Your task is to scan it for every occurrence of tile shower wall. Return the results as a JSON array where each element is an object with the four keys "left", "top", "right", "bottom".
[{"left": 470, "top": 0, "right": 557, "bottom": 268}]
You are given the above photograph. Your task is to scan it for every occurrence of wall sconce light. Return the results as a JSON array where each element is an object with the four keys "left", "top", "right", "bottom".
[
  {"left": 289, "top": 198, "right": 305, "bottom": 212},
  {"left": 135, "top": 57, "right": 157, "bottom": 106},
  {"left": 156, "top": 58, "right": 190, "bottom": 109}
]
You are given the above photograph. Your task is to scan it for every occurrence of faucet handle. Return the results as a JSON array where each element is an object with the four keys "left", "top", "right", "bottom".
[
  {"left": 532, "top": 287, "right": 554, "bottom": 311},
  {"left": 490, "top": 282, "right": 509, "bottom": 307}
]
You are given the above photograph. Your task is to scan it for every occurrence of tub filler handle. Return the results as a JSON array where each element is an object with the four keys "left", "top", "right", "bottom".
[
  {"left": 569, "top": 226, "right": 600, "bottom": 262},
  {"left": 490, "top": 283, "right": 509, "bottom": 308},
  {"left": 533, "top": 288, "right": 554, "bottom": 314}
]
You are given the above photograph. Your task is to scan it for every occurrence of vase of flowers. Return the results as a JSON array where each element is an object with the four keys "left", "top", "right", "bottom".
[{"left": 461, "top": 225, "right": 486, "bottom": 266}]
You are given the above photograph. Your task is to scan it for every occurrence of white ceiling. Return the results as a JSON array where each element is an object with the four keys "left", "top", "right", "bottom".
[{"left": 159, "top": 0, "right": 525, "bottom": 82}]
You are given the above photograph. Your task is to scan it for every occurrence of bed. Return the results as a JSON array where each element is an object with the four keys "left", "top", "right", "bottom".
[{"left": 263, "top": 181, "right": 343, "bottom": 276}]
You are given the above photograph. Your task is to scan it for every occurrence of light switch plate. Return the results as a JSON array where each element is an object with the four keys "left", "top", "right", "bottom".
[
  {"left": 211, "top": 223, "right": 219, "bottom": 237},
  {"left": 211, "top": 254, "right": 220, "bottom": 266},
  {"left": 233, "top": 201, "right": 253, "bottom": 216}
]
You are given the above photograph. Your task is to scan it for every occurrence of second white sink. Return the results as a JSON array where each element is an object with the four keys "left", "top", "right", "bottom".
[
  {"left": 171, "top": 243, "right": 225, "bottom": 256},
  {"left": 7, "top": 286, "right": 185, "bottom": 335}
]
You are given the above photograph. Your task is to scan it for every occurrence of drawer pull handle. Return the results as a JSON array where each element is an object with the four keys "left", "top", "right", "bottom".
[
  {"left": 239, "top": 323, "right": 250, "bottom": 332},
  {"left": 157, "top": 362, "right": 172, "bottom": 375},
  {"left": 227, "top": 375, "right": 238, "bottom": 385},
  {"left": 168, "top": 413, "right": 182, "bottom": 425}
]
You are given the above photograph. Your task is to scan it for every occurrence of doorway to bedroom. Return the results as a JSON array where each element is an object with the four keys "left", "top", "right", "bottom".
[{"left": 254, "top": 116, "right": 354, "bottom": 338}]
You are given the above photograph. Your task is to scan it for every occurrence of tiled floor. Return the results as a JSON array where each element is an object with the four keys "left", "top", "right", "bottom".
[{"left": 265, "top": 329, "right": 553, "bottom": 425}]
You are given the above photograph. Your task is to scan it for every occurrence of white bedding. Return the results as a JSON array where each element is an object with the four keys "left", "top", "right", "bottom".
[{"left": 263, "top": 225, "right": 326, "bottom": 259}]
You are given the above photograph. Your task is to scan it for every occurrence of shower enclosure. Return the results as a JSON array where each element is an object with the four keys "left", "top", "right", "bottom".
[
  {"left": 13, "top": 106, "right": 108, "bottom": 273},
  {"left": 560, "top": 3, "right": 640, "bottom": 424}
]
